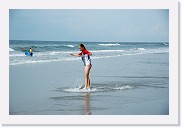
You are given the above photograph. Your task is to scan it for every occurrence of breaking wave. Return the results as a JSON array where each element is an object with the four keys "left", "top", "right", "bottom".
[{"left": 98, "top": 43, "right": 120, "bottom": 46}]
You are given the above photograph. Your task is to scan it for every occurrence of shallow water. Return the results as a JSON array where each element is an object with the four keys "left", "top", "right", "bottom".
[{"left": 9, "top": 51, "right": 169, "bottom": 115}]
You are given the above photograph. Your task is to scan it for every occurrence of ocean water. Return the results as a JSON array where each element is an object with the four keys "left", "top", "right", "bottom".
[
  {"left": 9, "top": 40, "right": 169, "bottom": 115},
  {"left": 9, "top": 40, "right": 168, "bottom": 66}
]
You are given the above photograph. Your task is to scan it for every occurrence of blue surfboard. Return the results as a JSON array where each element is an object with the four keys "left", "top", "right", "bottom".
[{"left": 25, "top": 51, "right": 33, "bottom": 56}]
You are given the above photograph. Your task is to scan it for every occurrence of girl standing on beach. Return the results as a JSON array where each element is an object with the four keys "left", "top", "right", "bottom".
[{"left": 70, "top": 44, "right": 92, "bottom": 90}]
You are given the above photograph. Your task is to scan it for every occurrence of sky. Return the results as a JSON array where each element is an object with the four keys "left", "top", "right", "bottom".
[{"left": 9, "top": 9, "right": 169, "bottom": 42}]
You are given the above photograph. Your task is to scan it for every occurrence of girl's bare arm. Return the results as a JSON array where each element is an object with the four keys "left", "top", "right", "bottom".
[{"left": 70, "top": 53, "right": 81, "bottom": 57}]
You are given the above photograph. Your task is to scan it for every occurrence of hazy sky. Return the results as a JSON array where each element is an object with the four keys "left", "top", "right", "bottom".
[{"left": 9, "top": 9, "right": 169, "bottom": 42}]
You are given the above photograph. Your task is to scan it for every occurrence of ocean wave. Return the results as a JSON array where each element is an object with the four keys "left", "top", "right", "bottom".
[
  {"left": 9, "top": 55, "right": 122, "bottom": 66},
  {"left": 151, "top": 49, "right": 169, "bottom": 54},
  {"left": 129, "top": 48, "right": 146, "bottom": 51},
  {"left": 9, "top": 50, "right": 125, "bottom": 57},
  {"left": 64, "top": 45, "right": 74, "bottom": 48},
  {"left": 113, "top": 85, "right": 134, "bottom": 90},
  {"left": 9, "top": 48, "right": 15, "bottom": 51},
  {"left": 9, "top": 54, "right": 24, "bottom": 57},
  {"left": 9, "top": 51, "right": 73, "bottom": 57},
  {"left": 162, "top": 43, "right": 168, "bottom": 46},
  {"left": 9, "top": 48, "right": 168, "bottom": 66},
  {"left": 9, "top": 57, "right": 80, "bottom": 66},
  {"left": 9, "top": 44, "right": 75, "bottom": 52},
  {"left": 98, "top": 43, "right": 120, "bottom": 46},
  {"left": 91, "top": 50, "right": 124, "bottom": 53}
]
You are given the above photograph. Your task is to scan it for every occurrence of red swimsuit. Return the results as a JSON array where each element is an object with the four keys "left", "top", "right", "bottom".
[{"left": 78, "top": 49, "right": 92, "bottom": 66}]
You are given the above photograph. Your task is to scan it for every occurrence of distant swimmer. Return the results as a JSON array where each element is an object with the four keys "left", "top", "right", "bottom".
[
  {"left": 29, "top": 48, "right": 33, "bottom": 56},
  {"left": 70, "top": 44, "right": 92, "bottom": 91}
]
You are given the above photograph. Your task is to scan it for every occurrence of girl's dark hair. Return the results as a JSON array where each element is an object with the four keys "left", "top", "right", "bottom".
[{"left": 78, "top": 44, "right": 86, "bottom": 49}]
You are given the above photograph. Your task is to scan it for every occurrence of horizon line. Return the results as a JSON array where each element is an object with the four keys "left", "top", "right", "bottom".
[{"left": 9, "top": 39, "right": 169, "bottom": 43}]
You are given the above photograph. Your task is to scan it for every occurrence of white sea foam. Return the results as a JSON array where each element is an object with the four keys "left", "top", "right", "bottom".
[
  {"left": 34, "top": 51, "right": 74, "bottom": 56},
  {"left": 48, "top": 50, "right": 125, "bottom": 54},
  {"left": 9, "top": 48, "right": 15, "bottom": 51},
  {"left": 98, "top": 43, "right": 120, "bottom": 46},
  {"left": 63, "top": 85, "right": 134, "bottom": 93},
  {"left": 91, "top": 50, "right": 124, "bottom": 53},
  {"left": 64, "top": 88, "right": 98, "bottom": 93},
  {"left": 136, "top": 48, "right": 146, "bottom": 51},
  {"left": 9, "top": 57, "right": 80, "bottom": 66},
  {"left": 22, "top": 50, "right": 124, "bottom": 57},
  {"left": 113, "top": 85, "right": 133, "bottom": 90},
  {"left": 130, "top": 48, "right": 146, "bottom": 51},
  {"left": 64, "top": 45, "right": 74, "bottom": 48},
  {"left": 162, "top": 43, "right": 168, "bottom": 46},
  {"left": 9, "top": 47, "right": 168, "bottom": 66},
  {"left": 9, "top": 54, "right": 24, "bottom": 57},
  {"left": 152, "top": 48, "right": 169, "bottom": 54}
]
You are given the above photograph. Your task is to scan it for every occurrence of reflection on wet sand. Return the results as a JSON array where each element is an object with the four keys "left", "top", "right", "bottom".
[{"left": 82, "top": 93, "right": 91, "bottom": 115}]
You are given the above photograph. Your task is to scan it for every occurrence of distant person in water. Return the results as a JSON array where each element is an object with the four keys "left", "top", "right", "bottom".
[
  {"left": 70, "top": 44, "right": 92, "bottom": 90},
  {"left": 29, "top": 48, "right": 33, "bottom": 56}
]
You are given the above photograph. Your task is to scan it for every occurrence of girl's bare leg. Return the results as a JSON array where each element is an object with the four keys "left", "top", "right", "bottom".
[
  {"left": 84, "top": 65, "right": 91, "bottom": 89},
  {"left": 88, "top": 78, "right": 90, "bottom": 88}
]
